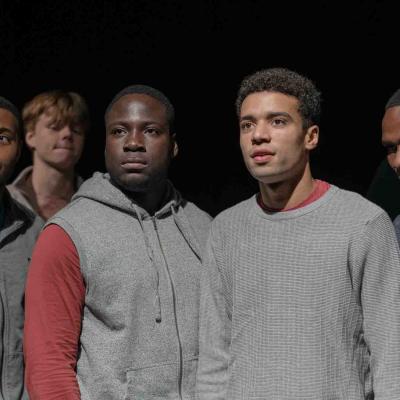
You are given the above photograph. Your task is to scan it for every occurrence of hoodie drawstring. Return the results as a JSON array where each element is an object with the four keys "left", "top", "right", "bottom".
[
  {"left": 171, "top": 205, "right": 203, "bottom": 262},
  {"left": 131, "top": 203, "right": 162, "bottom": 323}
]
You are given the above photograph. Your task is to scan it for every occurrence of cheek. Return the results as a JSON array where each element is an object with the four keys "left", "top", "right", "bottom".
[
  {"left": 239, "top": 135, "right": 250, "bottom": 154},
  {"left": 149, "top": 140, "right": 172, "bottom": 161},
  {"left": 75, "top": 135, "right": 85, "bottom": 150},
  {"left": 387, "top": 154, "right": 397, "bottom": 168},
  {"left": 0, "top": 146, "right": 19, "bottom": 168},
  {"left": 106, "top": 142, "right": 125, "bottom": 171}
]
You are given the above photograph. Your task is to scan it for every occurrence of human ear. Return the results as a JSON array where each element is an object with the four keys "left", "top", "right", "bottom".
[
  {"left": 171, "top": 134, "right": 178, "bottom": 158},
  {"left": 305, "top": 125, "right": 319, "bottom": 150},
  {"left": 25, "top": 130, "right": 36, "bottom": 150}
]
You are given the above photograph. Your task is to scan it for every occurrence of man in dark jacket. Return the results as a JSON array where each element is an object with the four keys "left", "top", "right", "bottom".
[
  {"left": 379, "top": 88, "right": 400, "bottom": 243},
  {"left": 24, "top": 85, "right": 212, "bottom": 399},
  {"left": 0, "top": 96, "right": 41, "bottom": 399}
]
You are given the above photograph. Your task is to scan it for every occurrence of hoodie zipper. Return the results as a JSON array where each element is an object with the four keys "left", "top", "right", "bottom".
[{"left": 152, "top": 216, "right": 183, "bottom": 400}]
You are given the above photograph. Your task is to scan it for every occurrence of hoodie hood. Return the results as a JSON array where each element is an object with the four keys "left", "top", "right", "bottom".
[
  {"left": 72, "top": 172, "right": 182, "bottom": 219},
  {"left": 71, "top": 172, "right": 202, "bottom": 262}
]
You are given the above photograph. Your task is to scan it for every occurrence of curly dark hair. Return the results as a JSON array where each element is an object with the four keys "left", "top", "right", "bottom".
[{"left": 235, "top": 67, "right": 322, "bottom": 128}]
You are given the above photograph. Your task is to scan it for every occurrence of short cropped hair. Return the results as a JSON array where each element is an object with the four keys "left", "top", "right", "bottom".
[
  {"left": 385, "top": 88, "right": 400, "bottom": 110},
  {"left": 0, "top": 96, "right": 23, "bottom": 137},
  {"left": 236, "top": 67, "right": 322, "bottom": 128},
  {"left": 105, "top": 84, "right": 175, "bottom": 133},
  {"left": 23, "top": 90, "right": 90, "bottom": 134}
]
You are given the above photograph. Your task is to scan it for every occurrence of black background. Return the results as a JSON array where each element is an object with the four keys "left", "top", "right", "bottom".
[{"left": 1, "top": 0, "right": 399, "bottom": 216}]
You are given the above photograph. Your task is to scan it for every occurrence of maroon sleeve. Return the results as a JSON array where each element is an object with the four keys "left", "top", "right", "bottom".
[{"left": 24, "top": 224, "right": 85, "bottom": 400}]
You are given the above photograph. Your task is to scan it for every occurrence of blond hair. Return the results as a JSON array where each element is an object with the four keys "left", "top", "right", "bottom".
[{"left": 23, "top": 90, "right": 90, "bottom": 134}]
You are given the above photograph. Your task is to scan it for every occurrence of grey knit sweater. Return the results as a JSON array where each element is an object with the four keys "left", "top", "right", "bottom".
[{"left": 196, "top": 185, "right": 400, "bottom": 400}]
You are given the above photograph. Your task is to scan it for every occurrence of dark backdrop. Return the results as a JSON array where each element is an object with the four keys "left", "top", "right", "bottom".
[{"left": 1, "top": 0, "right": 399, "bottom": 216}]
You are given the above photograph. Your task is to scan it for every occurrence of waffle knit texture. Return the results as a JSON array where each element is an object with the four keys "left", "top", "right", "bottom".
[{"left": 197, "top": 185, "right": 400, "bottom": 400}]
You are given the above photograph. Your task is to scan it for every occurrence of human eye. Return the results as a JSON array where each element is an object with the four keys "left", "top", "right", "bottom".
[
  {"left": 240, "top": 121, "right": 253, "bottom": 132},
  {"left": 144, "top": 126, "right": 161, "bottom": 136},
  {"left": 71, "top": 126, "right": 84, "bottom": 135},
  {"left": 47, "top": 122, "right": 61, "bottom": 131},
  {"left": 385, "top": 144, "right": 398, "bottom": 155},
  {"left": 271, "top": 117, "right": 287, "bottom": 127},
  {"left": 0, "top": 135, "right": 11, "bottom": 145},
  {"left": 110, "top": 127, "right": 126, "bottom": 137}
]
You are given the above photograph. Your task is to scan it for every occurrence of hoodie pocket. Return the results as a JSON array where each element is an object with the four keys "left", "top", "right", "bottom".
[{"left": 125, "top": 362, "right": 179, "bottom": 400}]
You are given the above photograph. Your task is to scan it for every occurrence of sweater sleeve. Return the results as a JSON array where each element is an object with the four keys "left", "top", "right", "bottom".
[
  {"left": 196, "top": 230, "right": 232, "bottom": 400},
  {"left": 358, "top": 211, "right": 400, "bottom": 399},
  {"left": 24, "top": 224, "right": 85, "bottom": 400}
]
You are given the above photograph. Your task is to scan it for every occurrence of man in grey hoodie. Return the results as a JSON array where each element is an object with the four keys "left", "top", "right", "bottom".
[
  {"left": 0, "top": 96, "right": 41, "bottom": 400},
  {"left": 24, "top": 85, "right": 212, "bottom": 400}
]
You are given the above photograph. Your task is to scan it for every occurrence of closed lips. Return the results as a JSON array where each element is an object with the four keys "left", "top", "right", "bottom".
[
  {"left": 251, "top": 150, "right": 274, "bottom": 157},
  {"left": 121, "top": 158, "right": 147, "bottom": 165}
]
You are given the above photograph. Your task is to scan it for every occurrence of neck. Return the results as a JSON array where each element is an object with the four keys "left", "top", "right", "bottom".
[
  {"left": 31, "top": 158, "right": 76, "bottom": 198},
  {"left": 127, "top": 180, "right": 169, "bottom": 216},
  {"left": 259, "top": 163, "right": 315, "bottom": 210}
]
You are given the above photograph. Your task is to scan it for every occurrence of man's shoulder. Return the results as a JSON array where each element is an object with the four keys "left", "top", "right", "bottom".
[
  {"left": 6, "top": 183, "right": 35, "bottom": 213},
  {"left": 181, "top": 199, "right": 213, "bottom": 224},
  {"left": 5, "top": 187, "right": 36, "bottom": 222},
  {"left": 3, "top": 191, "right": 43, "bottom": 242},
  {"left": 330, "top": 186, "right": 388, "bottom": 221},
  {"left": 211, "top": 196, "right": 255, "bottom": 229},
  {"left": 46, "top": 195, "right": 101, "bottom": 230}
]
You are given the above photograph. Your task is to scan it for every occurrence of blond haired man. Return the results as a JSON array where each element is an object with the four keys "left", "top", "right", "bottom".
[{"left": 8, "top": 91, "right": 89, "bottom": 220}]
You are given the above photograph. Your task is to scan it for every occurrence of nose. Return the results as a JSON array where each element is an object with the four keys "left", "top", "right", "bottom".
[
  {"left": 123, "top": 130, "right": 145, "bottom": 152},
  {"left": 59, "top": 126, "right": 73, "bottom": 141},
  {"left": 251, "top": 121, "right": 271, "bottom": 144}
]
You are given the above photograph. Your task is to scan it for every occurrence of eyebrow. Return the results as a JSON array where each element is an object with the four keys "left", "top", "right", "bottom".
[
  {"left": 0, "top": 127, "right": 15, "bottom": 134},
  {"left": 382, "top": 140, "right": 400, "bottom": 146},
  {"left": 240, "top": 111, "right": 292, "bottom": 122},
  {"left": 107, "top": 118, "right": 164, "bottom": 125}
]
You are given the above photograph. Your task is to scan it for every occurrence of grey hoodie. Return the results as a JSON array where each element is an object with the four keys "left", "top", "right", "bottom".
[
  {"left": 0, "top": 190, "right": 42, "bottom": 400},
  {"left": 48, "top": 172, "right": 212, "bottom": 400}
]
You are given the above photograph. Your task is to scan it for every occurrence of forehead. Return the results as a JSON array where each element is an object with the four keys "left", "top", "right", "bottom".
[
  {"left": 382, "top": 106, "right": 400, "bottom": 139},
  {"left": 240, "top": 91, "right": 300, "bottom": 117},
  {"left": 0, "top": 108, "right": 18, "bottom": 132},
  {"left": 107, "top": 94, "right": 167, "bottom": 122}
]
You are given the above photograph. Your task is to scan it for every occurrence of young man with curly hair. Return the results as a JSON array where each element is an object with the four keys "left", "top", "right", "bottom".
[{"left": 196, "top": 68, "right": 400, "bottom": 399}]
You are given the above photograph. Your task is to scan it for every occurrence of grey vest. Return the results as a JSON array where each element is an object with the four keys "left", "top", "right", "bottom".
[{"left": 49, "top": 175, "right": 212, "bottom": 400}]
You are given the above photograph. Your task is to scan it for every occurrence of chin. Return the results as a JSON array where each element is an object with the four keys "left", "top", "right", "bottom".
[
  {"left": 118, "top": 177, "right": 150, "bottom": 193},
  {"left": 252, "top": 172, "right": 286, "bottom": 185},
  {"left": 47, "top": 158, "right": 78, "bottom": 171}
]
